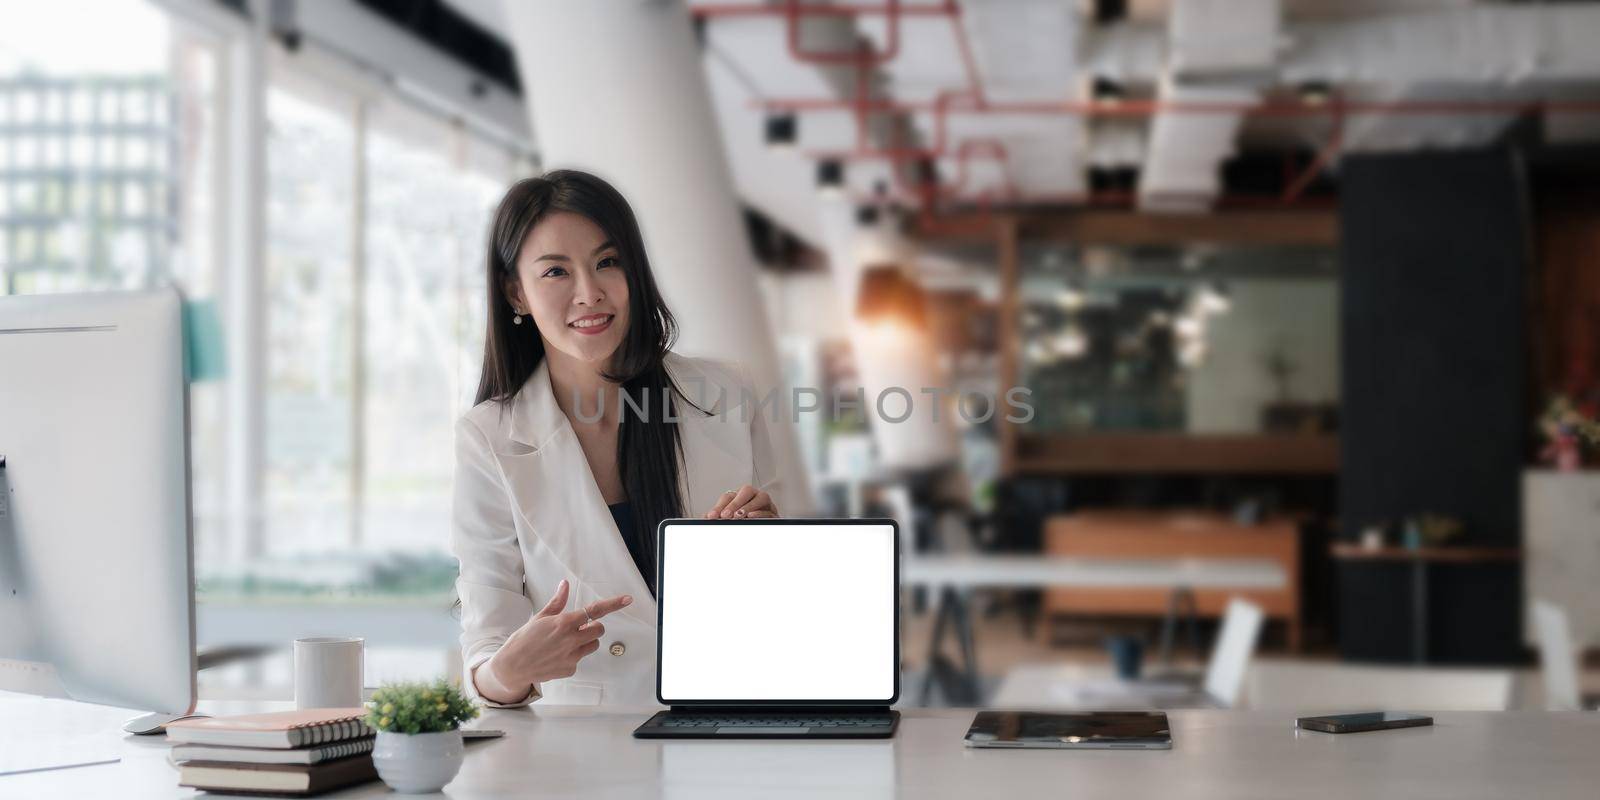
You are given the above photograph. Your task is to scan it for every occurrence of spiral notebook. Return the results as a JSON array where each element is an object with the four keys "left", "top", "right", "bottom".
[
  {"left": 171, "top": 735, "right": 375, "bottom": 765},
  {"left": 165, "top": 708, "right": 371, "bottom": 749}
]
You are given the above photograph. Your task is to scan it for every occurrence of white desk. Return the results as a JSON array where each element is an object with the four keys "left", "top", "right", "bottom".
[
  {"left": 901, "top": 556, "right": 1286, "bottom": 704},
  {"left": 5, "top": 694, "right": 1600, "bottom": 799}
]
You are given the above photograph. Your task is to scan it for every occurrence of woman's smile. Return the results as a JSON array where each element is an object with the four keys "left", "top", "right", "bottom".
[{"left": 568, "top": 313, "right": 614, "bottom": 335}]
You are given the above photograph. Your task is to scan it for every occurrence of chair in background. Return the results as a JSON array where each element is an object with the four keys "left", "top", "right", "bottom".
[
  {"left": 1532, "top": 599, "right": 1597, "bottom": 711},
  {"left": 1202, "top": 597, "right": 1267, "bottom": 708},
  {"left": 1245, "top": 661, "right": 1514, "bottom": 711},
  {"left": 992, "top": 596, "right": 1265, "bottom": 709},
  {"left": 882, "top": 484, "right": 919, "bottom": 559}
]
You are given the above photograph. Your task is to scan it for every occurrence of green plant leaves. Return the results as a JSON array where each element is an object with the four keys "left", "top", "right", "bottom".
[{"left": 364, "top": 677, "right": 480, "bottom": 735}]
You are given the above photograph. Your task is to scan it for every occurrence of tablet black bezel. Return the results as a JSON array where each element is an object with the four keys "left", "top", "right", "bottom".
[
  {"left": 654, "top": 517, "right": 901, "bottom": 707},
  {"left": 964, "top": 711, "right": 1174, "bottom": 748}
]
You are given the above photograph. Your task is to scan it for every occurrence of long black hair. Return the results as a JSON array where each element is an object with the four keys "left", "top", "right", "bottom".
[{"left": 475, "top": 169, "right": 687, "bottom": 589}]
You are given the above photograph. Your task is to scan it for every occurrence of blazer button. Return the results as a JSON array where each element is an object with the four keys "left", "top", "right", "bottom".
[{"left": 609, "top": 641, "right": 626, "bottom": 657}]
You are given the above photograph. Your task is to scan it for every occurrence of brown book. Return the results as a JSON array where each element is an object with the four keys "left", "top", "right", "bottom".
[
  {"left": 178, "top": 754, "right": 378, "bottom": 796},
  {"left": 166, "top": 708, "right": 371, "bottom": 749}
]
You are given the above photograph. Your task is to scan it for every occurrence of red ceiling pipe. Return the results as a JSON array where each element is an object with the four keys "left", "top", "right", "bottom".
[
  {"left": 1281, "top": 94, "right": 1345, "bottom": 203},
  {"left": 909, "top": 190, "right": 1339, "bottom": 212},
  {"left": 755, "top": 96, "right": 1600, "bottom": 118},
  {"left": 703, "top": 1, "right": 998, "bottom": 185},
  {"left": 777, "top": 0, "right": 913, "bottom": 152},
  {"left": 859, "top": 185, "right": 1339, "bottom": 214},
  {"left": 698, "top": 2, "right": 1600, "bottom": 209},
  {"left": 705, "top": 1, "right": 978, "bottom": 165},
  {"left": 806, "top": 138, "right": 1016, "bottom": 199},
  {"left": 943, "top": 0, "right": 986, "bottom": 104},
  {"left": 812, "top": 129, "right": 1020, "bottom": 211},
  {"left": 875, "top": 138, "right": 1019, "bottom": 214},
  {"left": 944, "top": 139, "right": 1018, "bottom": 201},
  {"left": 785, "top": 0, "right": 903, "bottom": 66},
  {"left": 842, "top": 0, "right": 985, "bottom": 165},
  {"left": 853, "top": 37, "right": 871, "bottom": 150},
  {"left": 805, "top": 89, "right": 981, "bottom": 159},
  {"left": 702, "top": 2, "right": 1367, "bottom": 211},
  {"left": 807, "top": 147, "right": 945, "bottom": 159},
  {"left": 694, "top": 3, "right": 953, "bottom": 18}
]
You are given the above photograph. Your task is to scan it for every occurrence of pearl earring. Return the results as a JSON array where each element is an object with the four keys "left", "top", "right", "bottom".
[{"left": 513, "top": 313, "right": 523, "bottom": 325}]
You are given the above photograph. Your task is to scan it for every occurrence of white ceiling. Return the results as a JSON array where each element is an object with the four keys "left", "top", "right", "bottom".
[{"left": 438, "top": 0, "right": 1600, "bottom": 245}]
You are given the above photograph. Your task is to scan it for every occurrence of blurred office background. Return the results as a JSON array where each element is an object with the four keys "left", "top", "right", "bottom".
[{"left": 3, "top": 0, "right": 1599, "bottom": 711}]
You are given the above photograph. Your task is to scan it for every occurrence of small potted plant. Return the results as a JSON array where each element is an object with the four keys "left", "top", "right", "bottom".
[{"left": 365, "top": 678, "right": 480, "bottom": 793}]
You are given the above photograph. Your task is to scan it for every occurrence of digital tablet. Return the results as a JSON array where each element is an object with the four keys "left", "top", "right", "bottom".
[
  {"left": 964, "top": 711, "right": 1172, "bottom": 750},
  {"left": 1296, "top": 712, "right": 1432, "bottom": 734}
]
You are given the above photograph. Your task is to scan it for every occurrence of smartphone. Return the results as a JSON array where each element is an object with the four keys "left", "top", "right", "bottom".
[{"left": 1296, "top": 712, "right": 1433, "bottom": 734}]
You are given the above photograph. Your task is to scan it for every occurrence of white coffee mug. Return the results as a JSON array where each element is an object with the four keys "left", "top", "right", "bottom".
[{"left": 294, "top": 636, "right": 365, "bottom": 709}]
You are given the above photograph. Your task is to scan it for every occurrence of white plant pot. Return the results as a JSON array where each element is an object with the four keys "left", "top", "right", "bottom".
[{"left": 372, "top": 729, "right": 464, "bottom": 794}]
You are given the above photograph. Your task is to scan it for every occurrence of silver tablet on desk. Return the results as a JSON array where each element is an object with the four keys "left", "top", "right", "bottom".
[{"left": 965, "top": 711, "right": 1172, "bottom": 750}]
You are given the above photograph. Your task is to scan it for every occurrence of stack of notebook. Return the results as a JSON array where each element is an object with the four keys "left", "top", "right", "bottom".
[{"left": 167, "top": 708, "right": 377, "bottom": 797}]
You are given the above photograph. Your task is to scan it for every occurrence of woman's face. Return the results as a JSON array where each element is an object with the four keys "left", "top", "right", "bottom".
[{"left": 507, "top": 211, "right": 631, "bottom": 368}]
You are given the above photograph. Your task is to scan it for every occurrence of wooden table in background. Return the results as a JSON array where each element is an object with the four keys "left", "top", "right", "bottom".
[{"left": 1044, "top": 510, "right": 1304, "bottom": 651}]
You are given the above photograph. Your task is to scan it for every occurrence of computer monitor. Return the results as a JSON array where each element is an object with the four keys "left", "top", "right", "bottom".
[{"left": 0, "top": 288, "right": 197, "bottom": 731}]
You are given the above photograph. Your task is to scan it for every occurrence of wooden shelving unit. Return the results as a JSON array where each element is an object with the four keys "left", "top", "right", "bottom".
[
  {"left": 1013, "top": 432, "right": 1340, "bottom": 475},
  {"left": 1329, "top": 544, "right": 1522, "bottom": 563}
]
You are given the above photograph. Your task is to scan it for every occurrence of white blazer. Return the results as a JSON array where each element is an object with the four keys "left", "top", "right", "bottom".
[{"left": 451, "top": 353, "right": 778, "bottom": 707}]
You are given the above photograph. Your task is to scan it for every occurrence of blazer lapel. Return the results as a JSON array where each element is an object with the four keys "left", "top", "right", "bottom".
[
  {"left": 487, "top": 358, "right": 760, "bottom": 626},
  {"left": 670, "top": 361, "right": 757, "bottom": 517},
  {"left": 490, "top": 362, "right": 657, "bottom": 624}
]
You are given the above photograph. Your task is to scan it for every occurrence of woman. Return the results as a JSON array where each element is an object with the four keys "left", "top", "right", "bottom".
[{"left": 452, "top": 170, "right": 779, "bottom": 707}]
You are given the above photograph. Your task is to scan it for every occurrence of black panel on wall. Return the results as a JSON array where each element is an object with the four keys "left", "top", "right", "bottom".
[{"left": 1338, "top": 147, "right": 1528, "bottom": 664}]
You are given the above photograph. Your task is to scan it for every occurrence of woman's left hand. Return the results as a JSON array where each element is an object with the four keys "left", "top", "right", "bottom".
[{"left": 705, "top": 485, "right": 779, "bottom": 519}]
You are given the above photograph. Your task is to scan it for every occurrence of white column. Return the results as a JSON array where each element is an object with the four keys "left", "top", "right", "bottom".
[
  {"left": 503, "top": 0, "right": 811, "bottom": 512},
  {"left": 222, "top": 6, "right": 268, "bottom": 561},
  {"left": 818, "top": 202, "right": 959, "bottom": 472}
]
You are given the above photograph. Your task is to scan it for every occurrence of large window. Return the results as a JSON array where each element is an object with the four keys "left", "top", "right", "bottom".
[
  {"left": 232, "top": 67, "right": 517, "bottom": 598},
  {"left": 263, "top": 84, "right": 358, "bottom": 560},
  {"left": 0, "top": 0, "right": 175, "bottom": 295},
  {"left": 2, "top": 0, "right": 531, "bottom": 698},
  {"left": 0, "top": 0, "right": 233, "bottom": 570},
  {"left": 363, "top": 107, "right": 499, "bottom": 557},
  {"left": 2, "top": 1, "right": 525, "bottom": 599}
]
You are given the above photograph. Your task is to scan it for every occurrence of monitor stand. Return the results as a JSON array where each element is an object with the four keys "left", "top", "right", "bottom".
[
  {"left": 120, "top": 645, "right": 271, "bottom": 733},
  {"left": 123, "top": 711, "right": 210, "bottom": 736}
]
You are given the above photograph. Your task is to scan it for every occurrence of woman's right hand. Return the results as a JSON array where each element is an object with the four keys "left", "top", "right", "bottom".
[{"left": 479, "top": 580, "right": 631, "bottom": 702}]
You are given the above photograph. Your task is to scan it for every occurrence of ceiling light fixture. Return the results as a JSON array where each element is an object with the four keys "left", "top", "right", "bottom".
[
  {"left": 764, "top": 112, "right": 797, "bottom": 150},
  {"left": 816, "top": 159, "right": 845, "bottom": 195},
  {"left": 1092, "top": 76, "right": 1125, "bottom": 106},
  {"left": 855, "top": 264, "right": 927, "bottom": 331},
  {"left": 1196, "top": 282, "right": 1232, "bottom": 315},
  {"left": 1298, "top": 81, "right": 1332, "bottom": 107}
]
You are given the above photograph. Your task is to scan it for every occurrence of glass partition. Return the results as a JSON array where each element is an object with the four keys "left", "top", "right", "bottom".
[{"left": 1018, "top": 243, "right": 1339, "bottom": 436}]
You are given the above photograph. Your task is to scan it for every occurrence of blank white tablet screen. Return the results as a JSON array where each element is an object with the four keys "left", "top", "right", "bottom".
[{"left": 658, "top": 523, "right": 896, "bottom": 702}]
